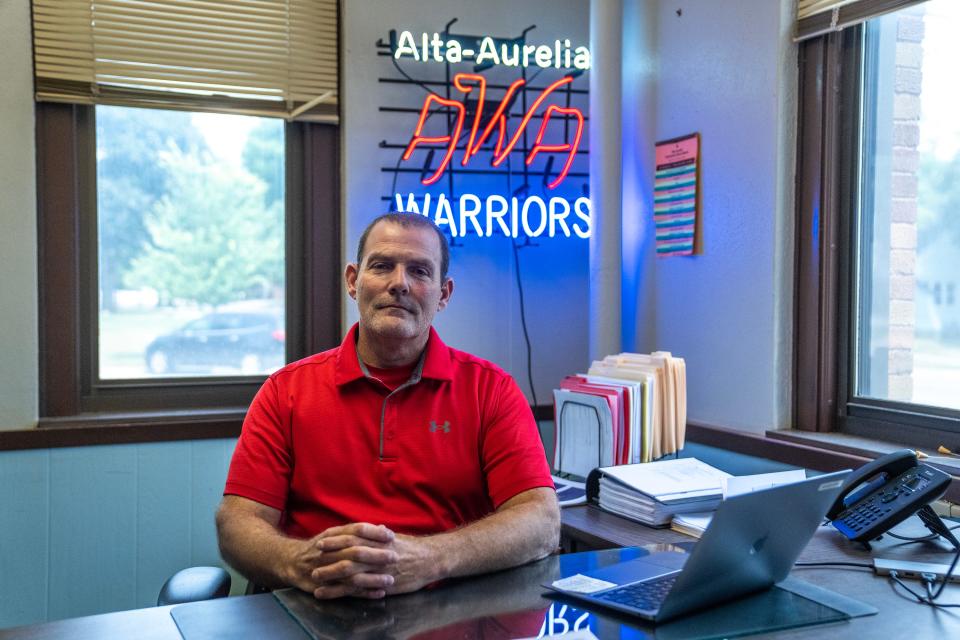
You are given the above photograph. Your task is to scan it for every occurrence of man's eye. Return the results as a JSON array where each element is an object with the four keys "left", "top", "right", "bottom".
[{"left": 413, "top": 268, "right": 431, "bottom": 278}]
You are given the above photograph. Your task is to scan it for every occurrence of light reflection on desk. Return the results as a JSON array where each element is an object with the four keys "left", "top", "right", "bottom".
[{"left": 273, "top": 545, "right": 849, "bottom": 640}]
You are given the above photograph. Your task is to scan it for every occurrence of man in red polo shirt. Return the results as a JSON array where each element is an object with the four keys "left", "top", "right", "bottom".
[{"left": 216, "top": 213, "right": 558, "bottom": 599}]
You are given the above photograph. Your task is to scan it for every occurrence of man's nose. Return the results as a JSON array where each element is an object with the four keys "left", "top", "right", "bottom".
[{"left": 386, "top": 266, "right": 409, "bottom": 293}]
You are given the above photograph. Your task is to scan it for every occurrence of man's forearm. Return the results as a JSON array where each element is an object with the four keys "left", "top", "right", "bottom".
[
  {"left": 217, "top": 497, "right": 400, "bottom": 598},
  {"left": 216, "top": 506, "right": 305, "bottom": 590},
  {"left": 413, "top": 488, "right": 560, "bottom": 583}
]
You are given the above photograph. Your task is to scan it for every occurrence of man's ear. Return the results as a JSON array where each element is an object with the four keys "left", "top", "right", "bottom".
[
  {"left": 437, "top": 276, "right": 454, "bottom": 311},
  {"left": 344, "top": 263, "right": 359, "bottom": 300}
]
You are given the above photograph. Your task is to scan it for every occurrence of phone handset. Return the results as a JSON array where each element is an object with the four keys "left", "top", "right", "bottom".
[
  {"left": 825, "top": 449, "right": 917, "bottom": 521},
  {"left": 827, "top": 449, "right": 956, "bottom": 548}
]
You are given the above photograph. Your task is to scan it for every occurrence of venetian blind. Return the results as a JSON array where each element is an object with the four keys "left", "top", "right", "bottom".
[
  {"left": 31, "top": 0, "right": 338, "bottom": 121},
  {"left": 796, "top": 0, "right": 929, "bottom": 41}
]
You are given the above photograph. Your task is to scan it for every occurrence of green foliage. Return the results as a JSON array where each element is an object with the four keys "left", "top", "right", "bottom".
[
  {"left": 242, "top": 119, "right": 285, "bottom": 207},
  {"left": 123, "top": 147, "right": 284, "bottom": 308},
  {"left": 97, "top": 107, "right": 208, "bottom": 309},
  {"left": 97, "top": 107, "right": 286, "bottom": 308}
]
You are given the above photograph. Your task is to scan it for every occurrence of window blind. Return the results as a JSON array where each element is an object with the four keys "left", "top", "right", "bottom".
[
  {"left": 32, "top": 0, "right": 338, "bottom": 122},
  {"left": 796, "top": 0, "right": 929, "bottom": 41}
]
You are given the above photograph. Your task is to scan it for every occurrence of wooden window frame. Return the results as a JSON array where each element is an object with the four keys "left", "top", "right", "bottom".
[
  {"left": 794, "top": 21, "right": 960, "bottom": 448},
  {"left": 25, "top": 103, "right": 341, "bottom": 448}
]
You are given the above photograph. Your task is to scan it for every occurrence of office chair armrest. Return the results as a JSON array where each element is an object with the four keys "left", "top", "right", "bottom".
[{"left": 158, "top": 566, "right": 231, "bottom": 606}]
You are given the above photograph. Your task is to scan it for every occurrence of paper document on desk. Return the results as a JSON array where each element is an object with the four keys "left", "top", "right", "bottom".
[
  {"left": 722, "top": 469, "right": 806, "bottom": 498},
  {"left": 670, "top": 511, "right": 714, "bottom": 538},
  {"left": 670, "top": 470, "right": 808, "bottom": 537},
  {"left": 552, "top": 474, "right": 588, "bottom": 506}
]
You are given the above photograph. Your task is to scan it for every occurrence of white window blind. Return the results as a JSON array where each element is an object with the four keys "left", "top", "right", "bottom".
[
  {"left": 32, "top": 0, "right": 338, "bottom": 122},
  {"left": 796, "top": 0, "right": 928, "bottom": 41}
]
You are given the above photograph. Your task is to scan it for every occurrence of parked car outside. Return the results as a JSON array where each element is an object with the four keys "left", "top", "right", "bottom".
[{"left": 145, "top": 311, "right": 284, "bottom": 375}]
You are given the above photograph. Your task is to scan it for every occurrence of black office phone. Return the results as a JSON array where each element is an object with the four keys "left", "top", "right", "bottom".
[{"left": 826, "top": 449, "right": 951, "bottom": 543}]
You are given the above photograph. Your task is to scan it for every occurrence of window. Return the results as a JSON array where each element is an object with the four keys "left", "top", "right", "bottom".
[
  {"left": 31, "top": 1, "right": 342, "bottom": 441},
  {"left": 36, "top": 103, "right": 341, "bottom": 431},
  {"left": 96, "top": 107, "right": 285, "bottom": 380},
  {"left": 795, "top": 0, "right": 960, "bottom": 445}
]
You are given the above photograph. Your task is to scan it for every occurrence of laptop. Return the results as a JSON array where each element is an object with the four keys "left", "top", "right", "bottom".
[{"left": 546, "top": 469, "right": 851, "bottom": 623}]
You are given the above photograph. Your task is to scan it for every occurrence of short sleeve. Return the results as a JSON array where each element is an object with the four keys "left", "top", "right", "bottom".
[
  {"left": 480, "top": 373, "right": 555, "bottom": 509},
  {"left": 223, "top": 376, "right": 293, "bottom": 511}
]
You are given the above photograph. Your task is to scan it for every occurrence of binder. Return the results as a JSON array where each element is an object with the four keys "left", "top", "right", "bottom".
[{"left": 585, "top": 458, "right": 730, "bottom": 527}]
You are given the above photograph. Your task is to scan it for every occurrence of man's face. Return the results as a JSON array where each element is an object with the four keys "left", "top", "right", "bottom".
[{"left": 345, "top": 221, "right": 453, "bottom": 343}]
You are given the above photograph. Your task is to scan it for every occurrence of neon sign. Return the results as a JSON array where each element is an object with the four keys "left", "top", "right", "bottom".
[
  {"left": 402, "top": 74, "right": 584, "bottom": 190},
  {"left": 392, "top": 30, "right": 591, "bottom": 71},
  {"left": 393, "top": 192, "right": 591, "bottom": 239},
  {"left": 383, "top": 24, "right": 591, "bottom": 240}
]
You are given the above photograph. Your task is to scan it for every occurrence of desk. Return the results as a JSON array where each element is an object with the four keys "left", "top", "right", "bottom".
[
  {"left": 560, "top": 505, "right": 960, "bottom": 637},
  {"left": 2, "top": 510, "right": 958, "bottom": 639}
]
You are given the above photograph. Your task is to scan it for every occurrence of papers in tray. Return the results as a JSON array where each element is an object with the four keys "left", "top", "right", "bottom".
[{"left": 552, "top": 350, "right": 686, "bottom": 477}]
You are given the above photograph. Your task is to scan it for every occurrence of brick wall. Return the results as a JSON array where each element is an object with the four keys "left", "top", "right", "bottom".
[{"left": 886, "top": 10, "right": 924, "bottom": 401}]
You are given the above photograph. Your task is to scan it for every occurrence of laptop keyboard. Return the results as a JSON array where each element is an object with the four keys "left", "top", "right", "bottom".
[{"left": 593, "top": 575, "right": 677, "bottom": 611}]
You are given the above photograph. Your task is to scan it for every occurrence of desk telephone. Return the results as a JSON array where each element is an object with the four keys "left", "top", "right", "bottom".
[{"left": 826, "top": 449, "right": 956, "bottom": 546}]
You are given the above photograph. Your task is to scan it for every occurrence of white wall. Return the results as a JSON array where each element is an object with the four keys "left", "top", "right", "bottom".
[
  {"left": 0, "top": 0, "right": 39, "bottom": 430},
  {"left": 342, "top": 0, "right": 592, "bottom": 404},
  {"left": 623, "top": 0, "right": 797, "bottom": 433},
  {"left": 621, "top": 0, "right": 658, "bottom": 354}
]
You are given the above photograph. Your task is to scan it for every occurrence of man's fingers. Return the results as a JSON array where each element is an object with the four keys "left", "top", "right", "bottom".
[
  {"left": 312, "top": 557, "right": 396, "bottom": 582},
  {"left": 345, "top": 571, "right": 396, "bottom": 590},
  {"left": 317, "top": 534, "right": 394, "bottom": 553},
  {"left": 314, "top": 545, "right": 398, "bottom": 567},
  {"left": 318, "top": 523, "right": 395, "bottom": 543}
]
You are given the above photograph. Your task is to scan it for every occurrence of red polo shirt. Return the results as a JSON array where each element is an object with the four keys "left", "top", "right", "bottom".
[{"left": 224, "top": 324, "right": 553, "bottom": 538}]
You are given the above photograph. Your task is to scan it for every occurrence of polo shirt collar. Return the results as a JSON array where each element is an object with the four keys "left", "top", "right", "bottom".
[
  {"left": 420, "top": 326, "right": 454, "bottom": 381},
  {"left": 334, "top": 323, "right": 453, "bottom": 386}
]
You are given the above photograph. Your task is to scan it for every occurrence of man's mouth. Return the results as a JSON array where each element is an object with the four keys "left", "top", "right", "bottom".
[{"left": 378, "top": 303, "right": 412, "bottom": 313}]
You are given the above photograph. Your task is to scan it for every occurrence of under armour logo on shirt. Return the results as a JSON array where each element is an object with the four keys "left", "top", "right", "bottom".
[{"left": 429, "top": 420, "right": 451, "bottom": 433}]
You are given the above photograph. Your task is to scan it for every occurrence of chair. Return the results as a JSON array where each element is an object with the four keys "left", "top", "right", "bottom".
[{"left": 157, "top": 566, "right": 232, "bottom": 606}]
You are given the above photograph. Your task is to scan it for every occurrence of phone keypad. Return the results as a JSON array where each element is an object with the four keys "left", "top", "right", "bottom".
[
  {"left": 832, "top": 465, "right": 950, "bottom": 541},
  {"left": 838, "top": 498, "right": 893, "bottom": 533}
]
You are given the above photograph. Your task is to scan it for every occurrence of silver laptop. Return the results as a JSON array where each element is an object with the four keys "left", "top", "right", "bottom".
[{"left": 546, "top": 470, "right": 850, "bottom": 623}]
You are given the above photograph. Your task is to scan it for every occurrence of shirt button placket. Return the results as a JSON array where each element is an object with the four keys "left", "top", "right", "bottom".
[{"left": 383, "top": 396, "right": 397, "bottom": 458}]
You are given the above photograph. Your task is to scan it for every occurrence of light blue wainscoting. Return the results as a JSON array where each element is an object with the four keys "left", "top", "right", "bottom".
[{"left": 0, "top": 438, "right": 236, "bottom": 628}]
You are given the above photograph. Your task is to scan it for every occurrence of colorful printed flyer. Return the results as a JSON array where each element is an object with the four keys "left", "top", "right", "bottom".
[{"left": 654, "top": 133, "right": 700, "bottom": 257}]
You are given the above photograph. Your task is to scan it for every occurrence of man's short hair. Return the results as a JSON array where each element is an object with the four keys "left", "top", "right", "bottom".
[{"left": 356, "top": 212, "right": 450, "bottom": 281}]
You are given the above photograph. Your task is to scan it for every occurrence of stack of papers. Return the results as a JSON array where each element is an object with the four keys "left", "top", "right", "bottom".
[
  {"left": 670, "top": 512, "right": 714, "bottom": 538},
  {"left": 594, "top": 458, "right": 730, "bottom": 527},
  {"left": 588, "top": 351, "right": 687, "bottom": 461},
  {"left": 552, "top": 351, "right": 686, "bottom": 478},
  {"left": 669, "top": 469, "right": 808, "bottom": 537}
]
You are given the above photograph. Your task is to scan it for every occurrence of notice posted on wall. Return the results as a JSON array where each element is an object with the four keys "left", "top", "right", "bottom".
[{"left": 654, "top": 133, "right": 700, "bottom": 257}]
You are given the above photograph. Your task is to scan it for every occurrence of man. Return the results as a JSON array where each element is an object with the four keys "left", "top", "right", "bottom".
[{"left": 217, "top": 212, "right": 559, "bottom": 600}]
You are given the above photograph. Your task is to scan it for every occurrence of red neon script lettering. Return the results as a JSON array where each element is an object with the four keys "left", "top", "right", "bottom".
[
  {"left": 401, "top": 72, "right": 583, "bottom": 188},
  {"left": 401, "top": 94, "right": 465, "bottom": 186},
  {"left": 526, "top": 105, "right": 584, "bottom": 189}
]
